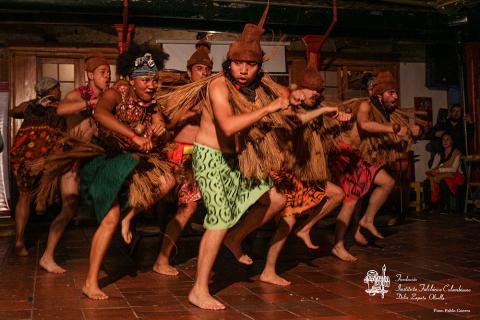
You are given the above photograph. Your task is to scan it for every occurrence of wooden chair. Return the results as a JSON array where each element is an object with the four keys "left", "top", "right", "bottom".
[{"left": 462, "top": 154, "right": 480, "bottom": 214}]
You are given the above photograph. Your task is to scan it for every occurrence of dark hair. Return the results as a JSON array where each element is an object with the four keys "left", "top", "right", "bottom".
[
  {"left": 362, "top": 72, "right": 375, "bottom": 89},
  {"left": 117, "top": 43, "right": 169, "bottom": 77},
  {"left": 450, "top": 103, "right": 462, "bottom": 110},
  {"left": 441, "top": 132, "right": 453, "bottom": 140}
]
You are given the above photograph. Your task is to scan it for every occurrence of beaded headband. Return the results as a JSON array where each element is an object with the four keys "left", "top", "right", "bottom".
[{"left": 129, "top": 53, "right": 159, "bottom": 78}]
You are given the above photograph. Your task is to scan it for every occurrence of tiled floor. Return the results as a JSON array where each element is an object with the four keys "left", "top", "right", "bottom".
[{"left": 0, "top": 213, "right": 479, "bottom": 320}]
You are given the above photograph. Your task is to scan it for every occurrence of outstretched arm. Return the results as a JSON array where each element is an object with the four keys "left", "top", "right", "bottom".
[
  {"left": 296, "top": 106, "right": 339, "bottom": 124},
  {"left": 357, "top": 101, "right": 396, "bottom": 134}
]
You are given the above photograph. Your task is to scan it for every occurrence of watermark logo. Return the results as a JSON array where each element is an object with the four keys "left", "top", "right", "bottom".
[{"left": 364, "top": 264, "right": 390, "bottom": 298}]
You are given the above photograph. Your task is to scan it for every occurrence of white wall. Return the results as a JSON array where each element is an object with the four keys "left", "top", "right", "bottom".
[
  {"left": 399, "top": 62, "right": 448, "bottom": 181},
  {"left": 159, "top": 40, "right": 288, "bottom": 74},
  {"left": 0, "top": 83, "right": 10, "bottom": 215}
]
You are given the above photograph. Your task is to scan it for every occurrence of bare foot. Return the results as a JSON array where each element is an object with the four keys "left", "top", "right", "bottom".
[
  {"left": 82, "top": 283, "right": 109, "bottom": 300},
  {"left": 354, "top": 226, "right": 369, "bottom": 246},
  {"left": 259, "top": 272, "right": 291, "bottom": 286},
  {"left": 152, "top": 263, "right": 179, "bottom": 276},
  {"left": 223, "top": 235, "right": 253, "bottom": 265},
  {"left": 295, "top": 229, "right": 319, "bottom": 249},
  {"left": 331, "top": 244, "right": 358, "bottom": 262},
  {"left": 39, "top": 256, "right": 67, "bottom": 274},
  {"left": 121, "top": 219, "right": 133, "bottom": 244},
  {"left": 188, "top": 286, "right": 225, "bottom": 310},
  {"left": 14, "top": 243, "right": 28, "bottom": 257},
  {"left": 359, "top": 219, "right": 384, "bottom": 239}
]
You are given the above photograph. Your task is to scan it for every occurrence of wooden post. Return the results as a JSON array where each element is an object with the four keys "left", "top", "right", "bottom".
[
  {"left": 114, "top": 0, "right": 134, "bottom": 53},
  {"left": 464, "top": 42, "right": 480, "bottom": 153}
]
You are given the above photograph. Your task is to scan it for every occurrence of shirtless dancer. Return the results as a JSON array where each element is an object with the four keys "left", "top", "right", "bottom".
[
  {"left": 259, "top": 59, "right": 348, "bottom": 286},
  {"left": 177, "top": 8, "right": 304, "bottom": 309},
  {"left": 330, "top": 70, "right": 420, "bottom": 261},
  {"left": 39, "top": 54, "right": 110, "bottom": 273},
  {"left": 153, "top": 40, "right": 213, "bottom": 276}
]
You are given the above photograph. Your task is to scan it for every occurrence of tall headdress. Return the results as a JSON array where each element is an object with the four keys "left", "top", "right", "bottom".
[
  {"left": 296, "top": 0, "right": 336, "bottom": 93},
  {"left": 227, "top": 1, "right": 270, "bottom": 63},
  {"left": 372, "top": 70, "right": 397, "bottom": 96},
  {"left": 187, "top": 40, "right": 213, "bottom": 68},
  {"left": 297, "top": 52, "right": 324, "bottom": 92}
]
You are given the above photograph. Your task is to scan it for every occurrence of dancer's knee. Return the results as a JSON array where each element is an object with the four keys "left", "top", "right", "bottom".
[
  {"left": 177, "top": 201, "right": 197, "bottom": 221},
  {"left": 383, "top": 175, "right": 396, "bottom": 192},
  {"left": 269, "top": 188, "right": 286, "bottom": 212},
  {"left": 160, "top": 174, "right": 177, "bottom": 196},
  {"left": 328, "top": 184, "right": 345, "bottom": 205},
  {"left": 332, "top": 189, "right": 345, "bottom": 205},
  {"left": 283, "top": 216, "right": 296, "bottom": 231},
  {"left": 100, "top": 210, "right": 120, "bottom": 230}
]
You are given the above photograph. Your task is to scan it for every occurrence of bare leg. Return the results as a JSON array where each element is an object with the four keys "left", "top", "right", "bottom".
[
  {"left": 352, "top": 201, "right": 368, "bottom": 246},
  {"left": 224, "top": 187, "right": 286, "bottom": 265},
  {"left": 122, "top": 174, "right": 176, "bottom": 244},
  {"left": 14, "top": 191, "right": 31, "bottom": 256},
  {"left": 121, "top": 208, "right": 139, "bottom": 245},
  {"left": 82, "top": 201, "right": 121, "bottom": 300},
  {"left": 188, "top": 229, "right": 227, "bottom": 310},
  {"left": 153, "top": 201, "right": 198, "bottom": 276},
  {"left": 332, "top": 199, "right": 358, "bottom": 262},
  {"left": 40, "top": 171, "right": 78, "bottom": 273},
  {"left": 355, "top": 169, "right": 394, "bottom": 240},
  {"left": 259, "top": 215, "right": 296, "bottom": 286},
  {"left": 295, "top": 182, "right": 344, "bottom": 249}
]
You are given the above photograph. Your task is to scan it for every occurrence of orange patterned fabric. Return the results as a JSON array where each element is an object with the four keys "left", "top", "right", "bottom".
[
  {"left": 11, "top": 126, "right": 65, "bottom": 191},
  {"left": 271, "top": 172, "right": 326, "bottom": 217},
  {"left": 168, "top": 142, "right": 201, "bottom": 205}
]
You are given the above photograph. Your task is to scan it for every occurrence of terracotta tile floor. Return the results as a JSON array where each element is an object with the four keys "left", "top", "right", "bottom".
[{"left": 0, "top": 214, "right": 479, "bottom": 319}]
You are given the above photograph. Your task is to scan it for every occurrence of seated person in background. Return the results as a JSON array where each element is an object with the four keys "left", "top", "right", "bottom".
[
  {"left": 426, "top": 132, "right": 465, "bottom": 214},
  {"left": 431, "top": 103, "right": 473, "bottom": 156}
]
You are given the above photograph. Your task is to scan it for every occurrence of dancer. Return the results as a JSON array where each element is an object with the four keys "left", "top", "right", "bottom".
[
  {"left": 69, "top": 46, "right": 176, "bottom": 299},
  {"left": 153, "top": 40, "right": 213, "bottom": 276},
  {"left": 329, "top": 70, "right": 420, "bottom": 261},
  {"left": 10, "top": 78, "right": 65, "bottom": 257},
  {"left": 259, "top": 58, "right": 348, "bottom": 286},
  {"left": 36, "top": 54, "right": 111, "bottom": 273},
  {"left": 159, "top": 4, "right": 307, "bottom": 309}
]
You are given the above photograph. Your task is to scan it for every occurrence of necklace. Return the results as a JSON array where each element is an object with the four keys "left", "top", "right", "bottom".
[{"left": 128, "top": 88, "right": 156, "bottom": 136}]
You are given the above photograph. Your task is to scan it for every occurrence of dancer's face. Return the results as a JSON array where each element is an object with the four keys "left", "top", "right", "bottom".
[
  {"left": 230, "top": 60, "right": 259, "bottom": 86},
  {"left": 130, "top": 75, "right": 159, "bottom": 102},
  {"left": 47, "top": 85, "right": 61, "bottom": 100},
  {"left": 188, "top": 64, "right": 212, "bottom": 82},
  {"left": 300, "top": 89, "right": 322, "bottom": 108},
  {"left": 88, "top": 65, "right": 111, "bottom": 91},
  {"left": 379, "top": 89, "right": 398, "bottom": 109}
]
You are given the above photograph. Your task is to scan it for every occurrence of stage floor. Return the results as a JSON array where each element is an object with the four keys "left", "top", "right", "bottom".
[{"left": 0, "top": 213, "right": 479, "bottom": 320}]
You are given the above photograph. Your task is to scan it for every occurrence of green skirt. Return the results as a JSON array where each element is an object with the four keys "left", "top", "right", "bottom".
[
  {"left": 80, "top": 153, "right": 139, "bottom": 221},
  {"left": 193, "top": 143, "right": 272, "bottom": 229}
]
